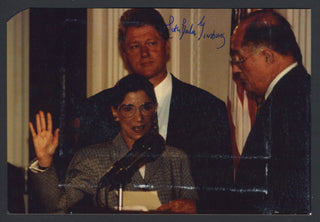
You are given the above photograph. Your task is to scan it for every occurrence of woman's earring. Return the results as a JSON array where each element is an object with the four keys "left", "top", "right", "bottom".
[{"left": 151, "top": 116, "right": 159, "bottom": 133}]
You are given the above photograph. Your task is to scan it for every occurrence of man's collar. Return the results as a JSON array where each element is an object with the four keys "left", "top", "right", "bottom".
[
  {"left": 154, "top": 73, "right": 172, "bottom": 102},
  {"left": 265, "top": 62, "right": 298, "bottom": 100}
]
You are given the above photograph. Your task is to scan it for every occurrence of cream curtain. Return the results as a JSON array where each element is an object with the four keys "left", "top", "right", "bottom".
[
  {"left": 7, "top": 9, "right": 30, "bottom": 168},
  {"left": 285, "top": 9, "right": 312, "bottom": 73},
  {"left": 87, "top": 8, "right": 128, "bottom": 97}
]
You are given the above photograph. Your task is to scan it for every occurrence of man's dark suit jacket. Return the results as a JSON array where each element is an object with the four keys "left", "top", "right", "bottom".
[
  {"left": 233, "top": 65, "right": 311, "bottom": 214},
  {"left": 8, "top": 163, "right": 25, "bottom": 213},
  {"left": 78, "top": 74, "right": 234, "bottom": 213}
]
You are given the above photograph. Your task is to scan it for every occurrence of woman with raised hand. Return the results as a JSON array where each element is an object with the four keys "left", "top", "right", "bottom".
[{"left": 29, "top": 74, "right": 197, "bottom": 214}]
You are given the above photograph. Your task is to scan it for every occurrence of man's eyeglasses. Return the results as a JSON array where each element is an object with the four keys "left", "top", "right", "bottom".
[
  {"left": 230, "top": 55, "right": 248, "bottom": 67},
  {"left": 230, "top": 50, "right": 260, "bottom": 68},
  {"left": 118, "top": 102, "right": 156, "bottom": 119}
]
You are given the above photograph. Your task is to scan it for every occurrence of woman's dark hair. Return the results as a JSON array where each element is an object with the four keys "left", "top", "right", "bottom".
[
  {"left": 118, "top": 8, "right": 169, "bottom": 52},
  {"left": 111, "top": 73, "right": 157, "bottom": 109}
]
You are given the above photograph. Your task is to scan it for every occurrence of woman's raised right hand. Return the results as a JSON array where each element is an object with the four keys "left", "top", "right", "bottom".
[{"left": 29, "top": 111, "right": 59, "bottom": 168}]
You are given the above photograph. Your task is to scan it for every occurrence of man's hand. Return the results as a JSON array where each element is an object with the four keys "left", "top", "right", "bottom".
[
  {"left": 29, "top": 111, "right": 59, "bottom": 168},
  {"left": 156, "top": 199, "right": 196, "bottom": 214}
]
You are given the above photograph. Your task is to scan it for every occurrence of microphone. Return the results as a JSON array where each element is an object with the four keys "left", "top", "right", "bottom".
[{"left": 97, "top": 133, "right": 165, "bottom": 189}]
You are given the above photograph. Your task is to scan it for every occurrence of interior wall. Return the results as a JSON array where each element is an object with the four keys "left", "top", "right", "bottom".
[{"left": 87, "top": 8, "right": 128, "bottom": 97}]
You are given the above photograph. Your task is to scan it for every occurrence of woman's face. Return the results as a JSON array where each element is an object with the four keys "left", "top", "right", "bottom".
[{"left": 111, "top": 90, "right": 157, "bottom": 149}]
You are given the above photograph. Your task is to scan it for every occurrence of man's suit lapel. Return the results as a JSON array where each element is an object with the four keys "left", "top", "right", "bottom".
[
  {"left": 235, "top": 95, "right": 272, "bottom": 187},
  {"left": 242, "top": 98, "right": 271, "bottom": 157}
]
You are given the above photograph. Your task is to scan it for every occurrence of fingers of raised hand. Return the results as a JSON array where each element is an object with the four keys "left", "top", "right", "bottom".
[
  {"left": 47, "top": 112, "right": 53, "bottom": 132},
  {"left": 29, "top": 122, "right": 36, "bottom": 138},
  {"left": 30, "top": 111, "right": 59, "bottom": 167},
  {"left": 52, "top": 128, "right": 60, "bottom": 147},
  {"left": 40, "top": 110, "right": 46, "bottom": 132},
  {"left": 34, "top": 111, "right": 53, "bottom": 134},
  {"left": 36, "top": 112, "right": 41, "bottom": 134}
]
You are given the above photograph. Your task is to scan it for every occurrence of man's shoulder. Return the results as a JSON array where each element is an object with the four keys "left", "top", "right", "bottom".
[
  {"left": 273, "top": 65, "right": 310, "bottom": 99},
  {"left": 171, "top": 74, "right": 226, "bottom": 107},
  {"left": 283, "top": 65, "right": 310, "bottom": 83},
  {"left": 171, "top": 74, "right": 210, "bottom": 95},
  {"left": 80, "top": 87, "right": 115, "bottom": 117},
  {"left": 86, "top": 87, "right": 115, "bottom": 104}
]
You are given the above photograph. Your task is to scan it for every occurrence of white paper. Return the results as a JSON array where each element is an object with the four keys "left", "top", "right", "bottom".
[{"left": 121, "top": 191, "right": 162, "bottom": 211}]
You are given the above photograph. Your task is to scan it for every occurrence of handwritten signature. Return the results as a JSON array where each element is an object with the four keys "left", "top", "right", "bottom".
[{"left": 167, "top": 15, "right": 225, "bottom": 49}]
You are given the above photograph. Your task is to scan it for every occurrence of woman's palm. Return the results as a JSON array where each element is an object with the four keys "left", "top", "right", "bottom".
[{"left": 29, "top": 111, "right": 59, "bottom": 167}]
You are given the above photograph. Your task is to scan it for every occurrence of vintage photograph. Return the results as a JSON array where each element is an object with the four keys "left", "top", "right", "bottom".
[{"left": 6, "top": 8, "right": 311, "bottom": 214}]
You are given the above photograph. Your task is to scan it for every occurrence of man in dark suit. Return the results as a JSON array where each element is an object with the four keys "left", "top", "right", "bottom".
[
  {"left": 8, "top": 163, "right": 25, "bottom": 213},
  {"left": 230, "top": 10, "right": 310, "bottom": 214},
  {"left": 78, "top": 8, "right": 233, "bottom": 213}
]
